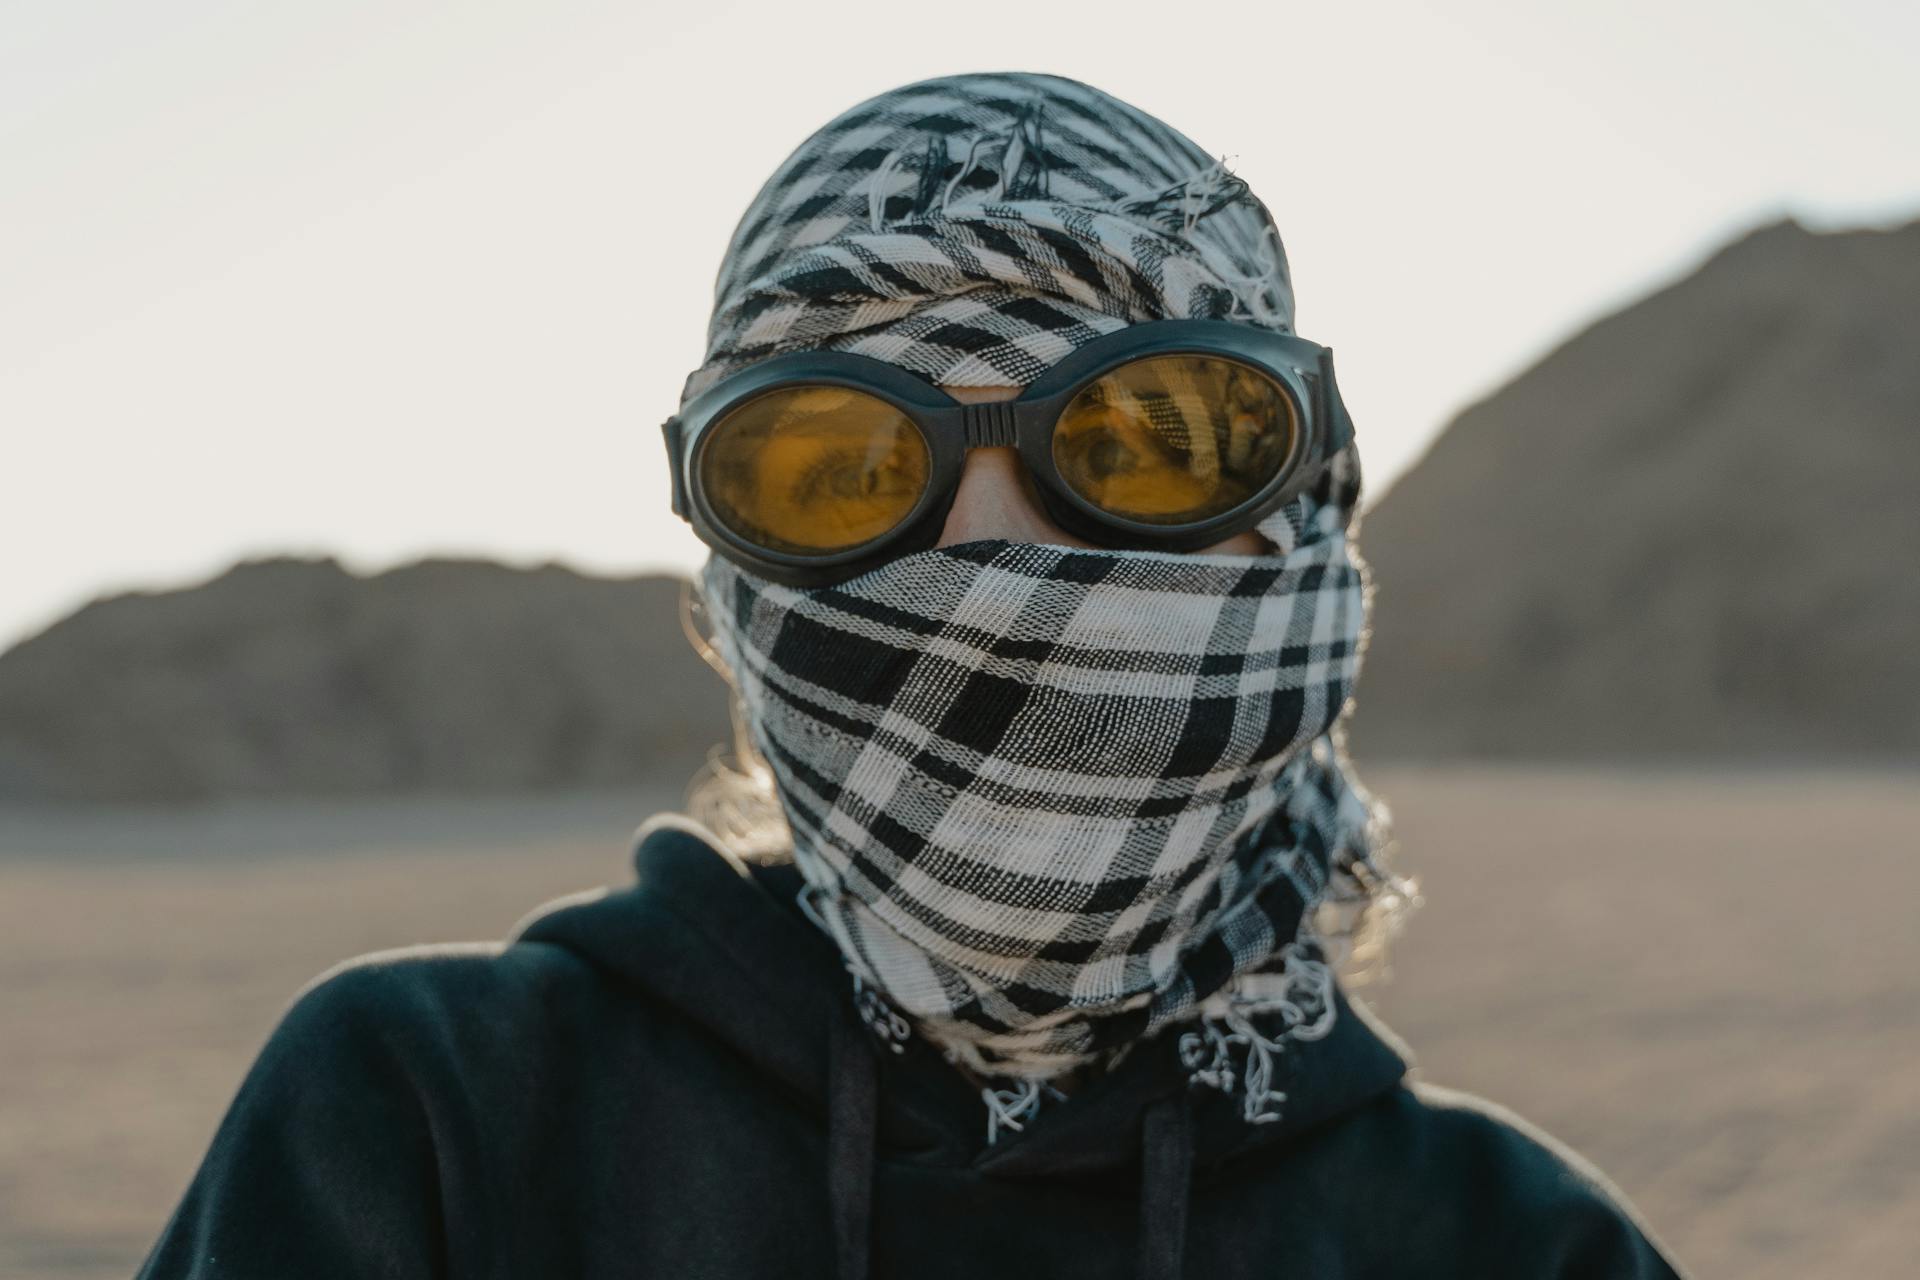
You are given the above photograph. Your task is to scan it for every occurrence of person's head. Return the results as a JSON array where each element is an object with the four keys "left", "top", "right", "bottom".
[
  {"left": 673, "top": 72, "right": 1405, "bottom": 1083},
  {"left": 668, "top": 71, "right": 1349, "bottom": 576}
]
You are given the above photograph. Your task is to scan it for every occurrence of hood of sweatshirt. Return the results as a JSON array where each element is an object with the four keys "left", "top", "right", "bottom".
[
  {"left": 512, "top": 814, "right": 1412, "bottom": 1279},
  {"left": 516, "top": 814, "right": 1412, "bottom": 1170}
]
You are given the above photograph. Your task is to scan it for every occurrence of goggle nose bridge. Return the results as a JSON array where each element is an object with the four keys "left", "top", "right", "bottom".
[{"left": 960, "top": 400, "right": 1021, "bottom": 449}]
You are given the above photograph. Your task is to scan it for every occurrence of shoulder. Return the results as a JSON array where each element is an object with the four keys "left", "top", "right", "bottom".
[
  {"left": 1385, "top": 1081, "right": 1635, "bottom": 1204},
  {"left": 264, "top": 908, "right": 618, "bottom": 1083},
  {"left": 1354, "top": 1082, "right": 1688, "bottom": 1278},
  {"left": 137, "top": 918, "right": 621, "bottom": 1276}
]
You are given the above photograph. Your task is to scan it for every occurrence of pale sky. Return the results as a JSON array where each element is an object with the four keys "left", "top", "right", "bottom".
[{"left": 4, "top": 0, "right": 1916, "bottom": 651}]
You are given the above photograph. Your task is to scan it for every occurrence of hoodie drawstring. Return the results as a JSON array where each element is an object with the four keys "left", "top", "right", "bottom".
[
  {"left": 828, "top": 1009, "right": 878, "bottom": 1280},
  {"left": 830, "top": 1006, "right": 1198, "bottom": 1280},
  {"left": 1137, "top": 1091, "right": 1195, "bottom": 1280}
]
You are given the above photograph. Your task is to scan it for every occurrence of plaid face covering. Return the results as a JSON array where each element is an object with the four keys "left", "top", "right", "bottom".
[
  {"left": 700, "top": 487, "right": 1374, "bottom": 1079},
  {"left": 684, "top": 72, "right": 1397, "bottom": 1099}
]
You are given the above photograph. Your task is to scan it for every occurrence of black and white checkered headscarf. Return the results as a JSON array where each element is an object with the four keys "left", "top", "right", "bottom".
[
  {"left": 688, "top": 73, "right": 1388, "bottom": 1093},
  {"left": 679, "top": 71, "right": 1294, "bottom": 408}
]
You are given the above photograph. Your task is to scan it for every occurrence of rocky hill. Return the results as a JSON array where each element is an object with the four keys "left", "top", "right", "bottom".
[
  {"left": 1346, "top": 216, "right": 1920, "bottom": 761},
  {"left": 5, "top": 216, "right": 1916, "bottom": 804},
  {"left": 0, "top": 558, "right": 733, "bottom": 803}
]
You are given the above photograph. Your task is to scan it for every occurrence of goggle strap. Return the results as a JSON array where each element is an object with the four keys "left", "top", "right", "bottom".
[
  {"left": 662, "top": 416, "right": 689, "bottom": 518},
  {"left": 1316, "top": 349, "right": 1355, "bottom": 453}
]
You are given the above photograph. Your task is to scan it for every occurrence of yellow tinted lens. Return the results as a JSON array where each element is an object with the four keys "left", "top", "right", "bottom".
[
  {"left": 1051, "top": 355, "right": 1296, "bottom": 524},
  {"left": 699, "top": 386, "right": 930, "bottom": 555}
]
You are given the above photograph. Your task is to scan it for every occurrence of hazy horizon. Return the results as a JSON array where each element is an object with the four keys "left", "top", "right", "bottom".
[{"left": 7, "top": 0, "right": 1918, "bottom": 652}]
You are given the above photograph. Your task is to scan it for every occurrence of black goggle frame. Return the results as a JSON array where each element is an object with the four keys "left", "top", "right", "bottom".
[{"left": 662, "top": 318, "right": 1356, "bottom": 588}]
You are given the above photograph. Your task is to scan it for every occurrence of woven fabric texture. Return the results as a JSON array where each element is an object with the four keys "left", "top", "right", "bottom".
[
  {"left": 679, "top": 71, "right": 1295, "bottom": 405},
  {"left": 700, "top": 492, "right": 1375, "bottom": 1075}
]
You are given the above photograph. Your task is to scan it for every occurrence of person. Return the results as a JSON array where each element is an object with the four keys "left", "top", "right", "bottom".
[{"left": 136, "top": 72, "right": 1688, "bottom": 1279}]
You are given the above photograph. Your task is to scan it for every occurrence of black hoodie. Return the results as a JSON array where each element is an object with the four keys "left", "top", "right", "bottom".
[{"left": 136, "top": 816, "right": 1688, "bottom": 1279}]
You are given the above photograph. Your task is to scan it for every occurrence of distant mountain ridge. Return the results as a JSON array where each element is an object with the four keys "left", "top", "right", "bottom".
[
  {"left": 1346, "top": 216, "right": 1920, "bottom": 760},
  {"left": 4, "top": 216, "right": 1916, "bottom": 804},
  {"left": 0, "top": 557, "right": 732, "bottom": 804}
]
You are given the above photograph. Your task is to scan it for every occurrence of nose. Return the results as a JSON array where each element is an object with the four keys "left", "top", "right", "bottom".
[
  {"left": 932, "top": 385, "right": 1273, "bottom": 555},
  {"left": 934, "top": 384, "right": 1091, "bottom": 549},
  {"left": 936, "top": 445, "right": 1097, "bottom": 549}
]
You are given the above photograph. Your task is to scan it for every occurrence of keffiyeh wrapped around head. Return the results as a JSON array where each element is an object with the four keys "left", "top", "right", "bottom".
[
  {"left": 685, "top": 72, "right": 1401, "bottom": 1105},
  {"left": 680, "top": 70, "right": 1298, "bottom": 404}
]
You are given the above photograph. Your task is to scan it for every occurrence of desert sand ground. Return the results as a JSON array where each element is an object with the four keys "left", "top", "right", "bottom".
[{"left": 1, "top": 766, "right": 1915, "bottom": 1279}]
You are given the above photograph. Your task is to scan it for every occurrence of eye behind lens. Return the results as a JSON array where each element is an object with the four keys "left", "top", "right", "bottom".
[
  {"left": 698, "top": 386, "right": 931, "bottom": 556},
  {"left": 1050, "top": 355, "right": 1297, "bottom": 526}
]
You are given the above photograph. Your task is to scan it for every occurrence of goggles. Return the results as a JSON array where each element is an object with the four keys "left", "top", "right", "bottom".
[{"left": 662, "top": 318, "right": 1356, "bottom": 587}]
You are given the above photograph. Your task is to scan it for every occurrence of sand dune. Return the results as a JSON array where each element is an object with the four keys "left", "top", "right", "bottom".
[{"left": 1, "top": 767, "right": 1914, "bottom": 1278}]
